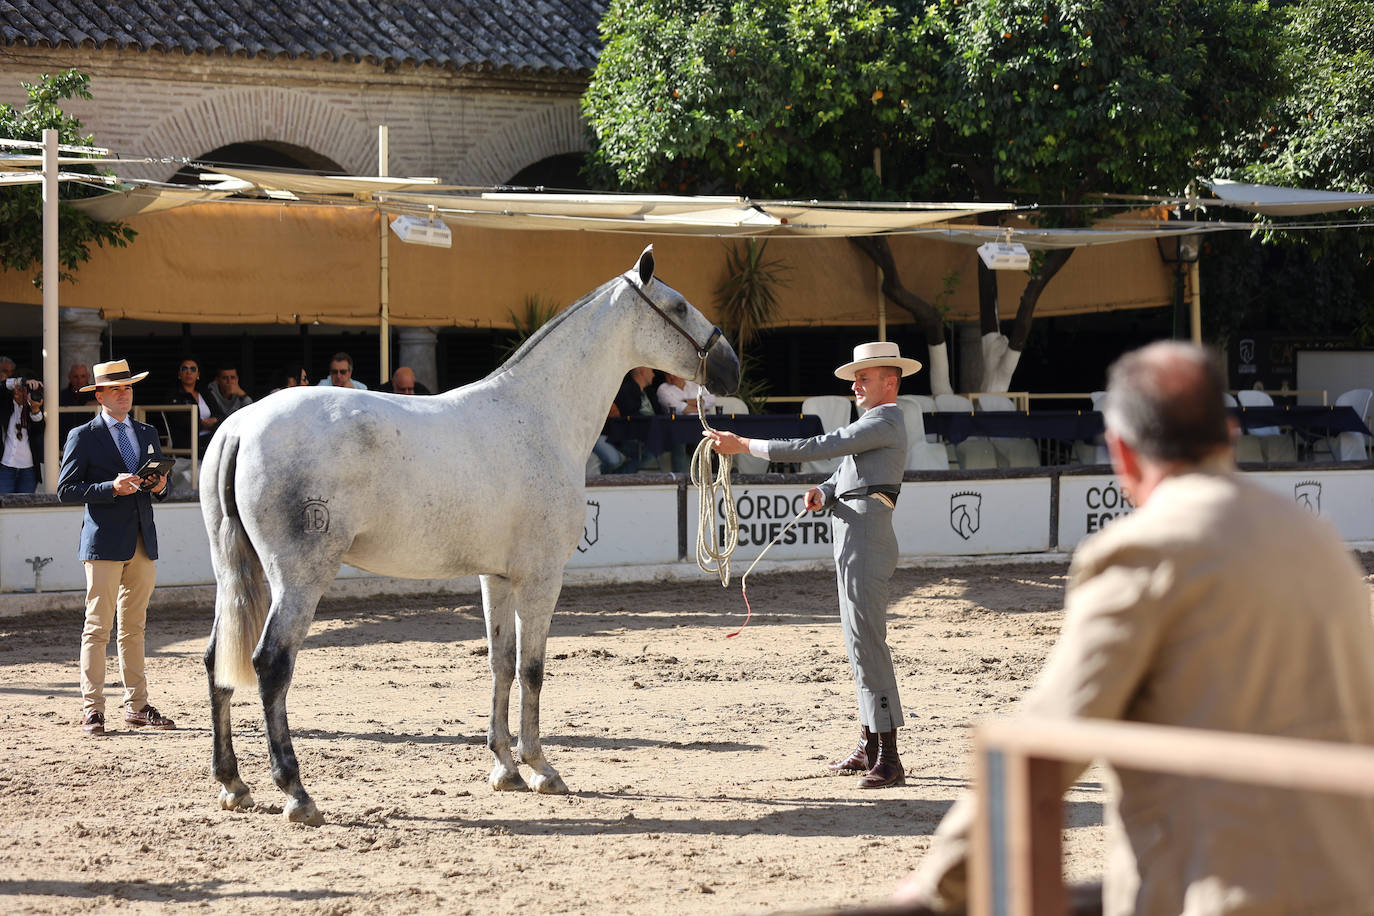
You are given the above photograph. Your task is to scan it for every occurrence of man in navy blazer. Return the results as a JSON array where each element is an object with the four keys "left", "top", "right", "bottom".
[{"left": 58, "top": 359, "right": 177, "bottom": 737}]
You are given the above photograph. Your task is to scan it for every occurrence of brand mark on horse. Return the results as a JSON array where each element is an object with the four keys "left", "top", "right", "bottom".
[{"left": 302, "top": 498, "right": 330, "bottom": 533}]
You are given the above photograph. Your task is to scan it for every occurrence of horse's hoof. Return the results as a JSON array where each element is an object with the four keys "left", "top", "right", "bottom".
[
  {"left": 284, "top": 797, "right": 324, "bottom": 826},
  {"left": 489, "top": 767, "right": 528, "bottom": 792},
  {"left": 219, "top": 787, "right": 255, "bottom": 811},
  {"left": 530, "top": 772, "right": 568, "bottom": 795}
]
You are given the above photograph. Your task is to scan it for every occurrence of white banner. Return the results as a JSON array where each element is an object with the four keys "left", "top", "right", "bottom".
[
  {"left": 565, "top": 485, "right": 681, "bottom": 568},
  {"left": 894, "top": 478, "right": 1052, "bottom": 556},
  {"left": 1058, "top": 476, "right": 1136, "bottom": 550},
  {"left": 1248, "top": 470, "right": 1374, "bottom": 540}
]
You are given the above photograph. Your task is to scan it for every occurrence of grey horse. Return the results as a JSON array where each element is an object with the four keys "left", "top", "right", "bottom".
[{"left": 201, "top": 247, "right": 740, "bottom": 824}]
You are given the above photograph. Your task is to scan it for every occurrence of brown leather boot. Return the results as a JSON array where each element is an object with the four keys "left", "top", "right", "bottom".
[
  {"left": 857, "top": 729, "right": 905, "bottom": 788},
  {"left": 827, "top": 726, "right": 877, "bottom": 773}
]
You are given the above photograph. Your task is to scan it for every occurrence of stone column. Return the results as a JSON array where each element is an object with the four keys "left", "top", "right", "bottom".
[
  {"left": 396, "top": 326, "right": 439, "bottom": 393},
  {"left": 59, "top": 307, "right": 106, "bottom": 378}
]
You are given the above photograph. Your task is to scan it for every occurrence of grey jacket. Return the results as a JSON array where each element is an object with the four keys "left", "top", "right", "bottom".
[{"left": 762, "top": 402, "right": 906, "bottom": 504}]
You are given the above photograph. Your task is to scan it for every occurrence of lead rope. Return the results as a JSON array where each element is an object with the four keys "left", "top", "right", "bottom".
[
  {"left": 691, "top": 388, "right": 737, "bottom": 586},
  {"left": 689, "top": 386, "right": 811, "bottom": 638}
]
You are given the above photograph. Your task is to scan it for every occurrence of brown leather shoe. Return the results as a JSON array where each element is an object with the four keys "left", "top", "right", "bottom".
[
  {"left": 81, "top": 710, "right": 105, "bottom": 736},
  {"left": 124, "top": 705, "right": 176, "bottom": 729},
  {"left": 827, "top": 727, "right": 877, "bottom": 772},
  {"left": 857, "top": 729, "right": 905, "bottom": 788}
]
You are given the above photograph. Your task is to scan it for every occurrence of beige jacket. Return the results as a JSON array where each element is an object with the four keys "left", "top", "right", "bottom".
[{"left": 910, "top": 465, "right": 1374, "bottom": 915}]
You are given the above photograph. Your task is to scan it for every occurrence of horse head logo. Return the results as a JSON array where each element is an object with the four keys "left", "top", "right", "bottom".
[
  {"left": 578, "top": 500, "right": 601, "bottom": 553},
  {"left": 1238, "top": 338, "right": 1256, "bottom": 366},
  {"left": 1294, "top": 481, "right": 1321, "bottom": 514},
  {"left": 950, "top": 491, "right": 982, "bottom": 540}
]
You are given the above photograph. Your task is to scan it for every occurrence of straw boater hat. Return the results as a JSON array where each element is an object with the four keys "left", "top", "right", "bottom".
[
  {"left": 79, "top": 359, "right": 149, "bottom": 392},
  {"left": 833, "top": 342, "right": 923, "bottom": 381}
]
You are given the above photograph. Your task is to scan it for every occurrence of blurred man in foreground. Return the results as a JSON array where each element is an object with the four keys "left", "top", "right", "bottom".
[{"left": 898, "top": 341, "right": 1374, "bottom": 915}]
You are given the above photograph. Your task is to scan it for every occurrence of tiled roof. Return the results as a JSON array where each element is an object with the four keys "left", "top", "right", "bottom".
[{"left": 0, "top": 1, "right": 606, "bottom": 75}]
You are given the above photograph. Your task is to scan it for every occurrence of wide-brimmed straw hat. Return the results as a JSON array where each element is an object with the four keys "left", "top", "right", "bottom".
[
  {"left": 834, "top": 342, "right": 923, "bottom": 381},
  {"left": 80, "top": 359, "right": 150, "bottom": 392}
]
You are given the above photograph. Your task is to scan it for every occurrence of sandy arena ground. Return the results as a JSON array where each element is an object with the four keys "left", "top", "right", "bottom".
[{"left": 9, "top": 555, "right": 1362, "bottom": 914}]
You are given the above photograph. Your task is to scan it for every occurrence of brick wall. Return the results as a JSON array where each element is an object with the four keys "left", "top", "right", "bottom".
[{"left": 0, "top": 48, "right": 589, "bottom": 184}]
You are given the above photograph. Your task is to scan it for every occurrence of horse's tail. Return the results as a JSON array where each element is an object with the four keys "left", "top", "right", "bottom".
[{"left": 208, "top": 433, "right": 270, "bottom": 690}]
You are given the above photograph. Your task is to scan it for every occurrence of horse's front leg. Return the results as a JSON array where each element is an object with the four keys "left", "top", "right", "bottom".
[
  {"left": 515, "top": 577, "right": 567, "bottom": 795},
  {"left": 482, "top": 574, "right": 526, "bottom": 791},
  {"left": 256, "top": 600, "right": 324, "bottom": 825},
  {"left": 205, "top": 627, "right": 254, "bottom": 811}
]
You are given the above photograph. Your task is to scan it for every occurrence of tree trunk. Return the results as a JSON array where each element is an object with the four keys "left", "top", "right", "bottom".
[{"left": 850, "top": 237, "right": 952, "bottom": 394}]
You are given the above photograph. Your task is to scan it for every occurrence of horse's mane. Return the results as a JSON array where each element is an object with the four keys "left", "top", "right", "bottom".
[{"left": 481, "top": 277, "right": 620, "bottom": 382}]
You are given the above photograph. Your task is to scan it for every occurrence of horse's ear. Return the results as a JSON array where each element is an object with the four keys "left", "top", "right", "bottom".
[{"left": 636, "top": 245, "right": 655, "bottom": 285}]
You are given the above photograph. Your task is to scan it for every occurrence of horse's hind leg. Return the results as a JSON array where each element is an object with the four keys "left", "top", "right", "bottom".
[
  {"left": 205, "top": 626, "right": 254, "bottom": 811},
  {"left": 255, "top": 587, "right": 327, "bottom": 825},
  {"left": 481, "top": 574, "right": 525, "bottom": 791},
  {"left": 515, "top": 575, "right": 568, "bottom": 795}
]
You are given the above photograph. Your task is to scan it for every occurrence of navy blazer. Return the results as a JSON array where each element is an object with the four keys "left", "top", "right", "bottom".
[{"left": 57, "top": 414, "right": 168, "bottom": 561}]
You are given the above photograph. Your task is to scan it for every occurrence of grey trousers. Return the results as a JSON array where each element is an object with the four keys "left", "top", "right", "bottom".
[{"left": 831, "top": 496, "right": 904, "bottom": 732}]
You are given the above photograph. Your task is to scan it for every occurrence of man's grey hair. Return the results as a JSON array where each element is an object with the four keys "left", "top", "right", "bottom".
[
  {"left": 0, "top": 356, "right": 14, "bottom": 369},
  {"left": 330, "top": 352, "right": 354, "bottom": 371},
  {"left": 1102, "top": 341, "right": 1230, "bottom": 463}
]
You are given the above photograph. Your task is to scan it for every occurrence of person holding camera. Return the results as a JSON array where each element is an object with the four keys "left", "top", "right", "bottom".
[
  {"left": 1, "top": 369, "right": 46, "bottom": 494},
  {"left": 58, "top": 359, "right": 176, "bottom": 737}
]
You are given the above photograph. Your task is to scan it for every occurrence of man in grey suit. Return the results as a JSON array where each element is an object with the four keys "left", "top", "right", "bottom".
[
  {"left": 897, "top": 341, "right": 1374, "bottom": 914},
  {"left": 705, "top": 341, "right": 920, "bottom": 789}
]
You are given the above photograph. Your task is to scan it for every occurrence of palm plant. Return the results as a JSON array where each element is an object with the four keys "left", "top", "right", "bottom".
[
  {"left": 715, "top": 240, "right": 788, "bottom": 411},
  {"left": 499, "top": 295, "right": 563, "bottom": 361}
]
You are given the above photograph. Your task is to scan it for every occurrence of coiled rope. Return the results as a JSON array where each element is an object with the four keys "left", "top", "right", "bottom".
[{"left": 690, "top": 391, "right": 812, "bottom": 638}]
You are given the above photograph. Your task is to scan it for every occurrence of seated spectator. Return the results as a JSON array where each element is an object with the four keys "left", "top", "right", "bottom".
[
  {"left": 58, "top": 363, "right": 98, "bottom": 440},
  {"left": 1, "top": 369, "right": 46, "bottom": 493},
  {"left": 895, "top": 341, "right": 1374, "bottom": 915},
  {"left": 318, "top": 352, "right": 367, "bottom": 389},
  {"left": 607, "top": 367, "right": 667, "bottom": 472},
  {"left": 204, "top": 364, "right": 254, "bottom": 417},
  {"left": 379, "top": 366, "right": 431, "bottom": 395},
  {"left": 162, "top": 358, "right": 223, "bottom": 456},
  {"left": 657, "top": 371, "right": 716, "bottom": 415},
  {"left": 269, "top": 366, "right": 310, "bottom": 394}
]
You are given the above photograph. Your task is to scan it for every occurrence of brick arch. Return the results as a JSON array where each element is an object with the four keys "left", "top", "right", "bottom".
[
  {"left": 135, "top": 87, "right": 374, "bottom": 182},
  {"left": 461, "top": 101, "right": 589, "bottom": 186}
]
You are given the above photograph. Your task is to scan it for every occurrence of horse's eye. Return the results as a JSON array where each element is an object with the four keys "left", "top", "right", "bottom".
[{"left": 673, "top": 300, "right": 688, "bottom": 317}]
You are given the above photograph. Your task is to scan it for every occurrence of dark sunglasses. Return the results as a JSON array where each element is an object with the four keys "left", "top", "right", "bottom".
[{"left": 179, "top": 365, "right": 198, "bottom": 372}]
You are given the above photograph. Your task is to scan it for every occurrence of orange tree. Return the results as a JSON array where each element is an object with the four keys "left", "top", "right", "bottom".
[{"left": 584, "top": 0, "right": 1284, "bottom": 391}]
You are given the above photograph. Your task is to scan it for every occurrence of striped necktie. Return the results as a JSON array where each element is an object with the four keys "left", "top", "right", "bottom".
[{"left": 114, "top": 422, "right": 139, "bottom": 473}]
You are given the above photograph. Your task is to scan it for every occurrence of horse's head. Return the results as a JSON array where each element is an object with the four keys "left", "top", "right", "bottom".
[{"left": 621, "top": 246, "right": 741, "bottom": 395}]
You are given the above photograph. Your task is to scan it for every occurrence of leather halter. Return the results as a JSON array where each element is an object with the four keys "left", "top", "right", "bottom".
[{"left": 621, "top": 275, "right": 723, "bottom": 362}]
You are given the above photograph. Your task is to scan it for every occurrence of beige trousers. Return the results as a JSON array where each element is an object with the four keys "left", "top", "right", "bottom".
[{"left": 80, "top": 536, "right": 157, "bottom": 714}]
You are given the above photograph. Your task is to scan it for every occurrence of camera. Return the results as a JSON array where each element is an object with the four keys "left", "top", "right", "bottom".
[{"left": 6, "top": 377, "right": 43, "bottom": 403}]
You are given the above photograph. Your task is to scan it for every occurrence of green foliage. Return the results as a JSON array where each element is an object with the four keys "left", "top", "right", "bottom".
[
  {"left": 585, "top": 0, "right": 1284, "bottom": 217},
  {"left": 499, "top": 295, "right": 563, "bottom": 360},
  {"left": 1213, "top": 0, "right": 1374, "bottom": 330},
  {"left": 714, "top": 239, "right": 789, "bottom": 358},
  {"left": 0, "top": 70, "right": 137, "bottom": 287},
  {"left": 732, "top": 351, "right": 772, "bottom": 414},
  {"left": 584, "top": 0, "right": 937, "bottom": 199}
]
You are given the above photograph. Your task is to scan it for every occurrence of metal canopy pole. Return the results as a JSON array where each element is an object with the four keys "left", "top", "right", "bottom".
[
  {"left": 42, "top": 129, "right": 60, "bottom": 493},
  {"left": 378, "top": 125, "right": 391, "bottom": 385}
]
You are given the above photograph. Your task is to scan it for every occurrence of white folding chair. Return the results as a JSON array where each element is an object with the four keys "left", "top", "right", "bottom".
[
  {"left": 955, "top": 439, "right": 999, "bottom": 470},
  {"left": 1321, "top": 388, "right": 1373, "bottom": 462},
  {"left": 934, "top": 393, "right": 975, "bottom": 412},
  {"left": 976, "top": 394, "right": 1017, "bottom": 412},
  {"left": 1236, "top": 389, "right": 1280, "bottom": 435},
  {"left": 714, "top": 395, "right": 749, "bottom": 416},
  {"left": 896, "top": 398, "right": 949, "bottom": 470},
  {"left": 799, "top": 395, "right": 852, "bottom": 474},
  {"left": 1077, "top": 391, "right": 1109, "bottom": 464},
  {"left": 900, "top": 394, "right": 940, "bottom": 443},
  {"left": 710, "top": 396, "right": 769, "bottom": 473}
]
